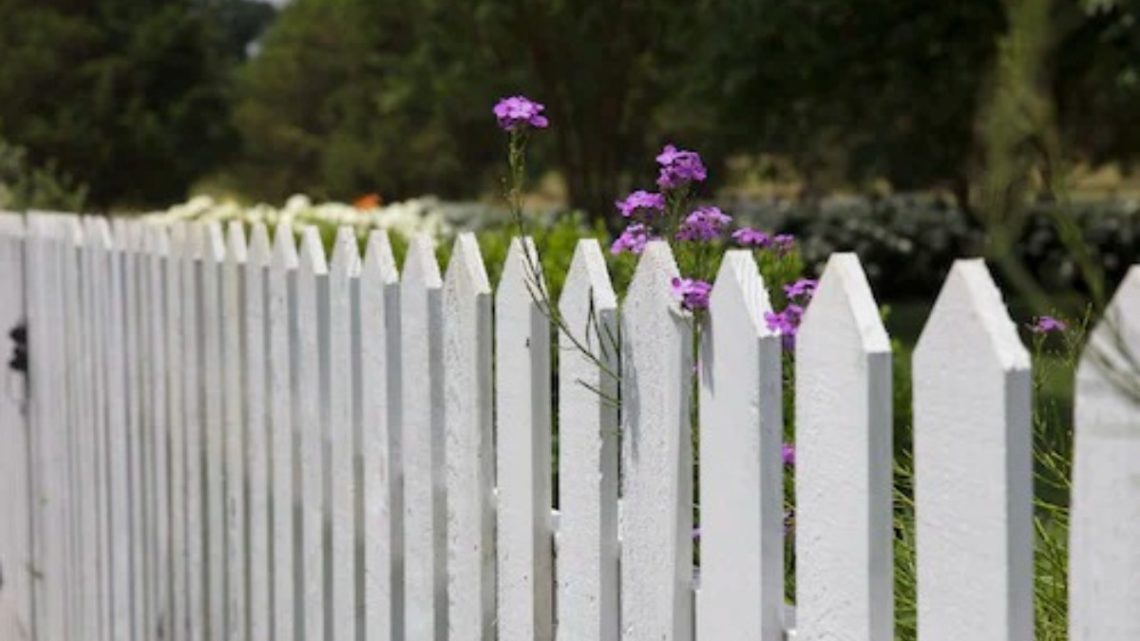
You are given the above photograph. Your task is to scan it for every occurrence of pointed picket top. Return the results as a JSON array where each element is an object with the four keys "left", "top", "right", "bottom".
[
  {"left": 1070, "top": 265, "right": 1140, "bottom": 641},
  {"left": 248, "top": 223, "right": 271, "bottom": 267},
  {"left": 698, "top": 250, "right": 783, "bottom": 641},
  {"left": 799, "top": 253, "right": 889, "bottom": 353},
  {"left": 444, "top": 232, "right": 491, "bottom": 298},
  {"left": 913, "top": 259, "right": 1032, "bottom": 641},
  {"left": 555, "top": 238, "right": 619, "bottom": 641},
  {"left": 0, "top": 210, "right": 23, "bottom": 236},
  {"left": 916, "top": 259, "right": 1029, "bottom": 371},
  {"left": 559, "top": 238, "right": 617, "bottom": 315},
  {"left": 271, "top": 224, "right": 298, "bottom": 268},
  {"left": 87, "top": 216, "right": 113, "bottom": 251},
  {"left": 363, "top": 229, "right": 398, "bottom": 284},
  {"left": 204, "top": 221, "right": 226, "bottom": 265},
  {"left": 298, "top": 225, "right": 328, "bottom": 276},
  {"left": 403, "top": 232, "right": 442, "bottom": 288},
  {"left": 148, "top": 223, "right": 170, "bottom": 256},
  {"left": 60, "top": 214, "right": 83, "bottom": 247},
  {"left": 330, "top": 226, "right": 362, "bottom": 278},
  {"left": 620, "top": 239, "right": 693, "bottom": 641},
  {"left": 794, "top": 253, "right": 893, "bottom": 641},
  {"left": 498, "top": 236, "right": 546, "bottom": 303},
  {"left": 625, "top": 240, "right": 684, "bottom": 316},
  {"left": 708, "top": 249, "right": 774, "bottom": 336},
  {"left": 225, "top": 220, "right": 249, "bottom": 266}
]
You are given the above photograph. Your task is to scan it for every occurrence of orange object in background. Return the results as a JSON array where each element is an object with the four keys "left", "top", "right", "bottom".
[{"left": 354, "top": 193, "right": 382, "bottom": 210}]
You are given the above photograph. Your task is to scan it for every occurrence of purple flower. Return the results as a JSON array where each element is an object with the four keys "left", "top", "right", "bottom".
[
  {"left": 765, "top": 304, "right": 805, "bottom": 350},
  {"left": 782, "top": 442, "right": 795, "bottom": 466},
  {"left": 773, "top": 234, "right": 796, "bottom": 253},
  {"left": 493, "top": 95, "right": 549, "bottom": 131},
  {"left": 732, "top": 227, "right": 772, "bottom": 248},
  {"left": 615, "top": 190, "right": 666, "bottom": 219},
  {"left": 783, "top": 278, "right": 818, "bottom": 301},
  {"left": 655, "top": 144, "right": 707, "bottom": 190},
  {"left": 610, "top": 223, "right": 653, "bottom": 255},
  {"left": 1030, "top": 315, "right": 1067, "bottom": 334},
  {"left": 676, "top": 206, "right": 732, "bottom": 241},
  {"left": 671, "top": 277, "right": 712, "bottom": 311}
]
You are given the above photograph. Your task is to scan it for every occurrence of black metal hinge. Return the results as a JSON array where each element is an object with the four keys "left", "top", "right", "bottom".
[{"left": 8, "top": 322, "right": 26, "bottom": 373}]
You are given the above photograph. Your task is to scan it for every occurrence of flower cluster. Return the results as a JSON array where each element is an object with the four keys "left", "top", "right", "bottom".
[
  {"left": 493, "top": 96, "right": 549, "bottom": 132},
  {"left": 671, "top": 277, "right": 713, "bottom": 312},
  {"left": 611, "top": 223, "right": 654, "bottom": 255},
  {"left": 676, "top": 206, "right": 732, "bottom": 242},
  {"left": 656, "top": 144, "right": 707, "bottom": 190},
  {"left": 616, "top": 190, "right": 666, "bottom": 219}
]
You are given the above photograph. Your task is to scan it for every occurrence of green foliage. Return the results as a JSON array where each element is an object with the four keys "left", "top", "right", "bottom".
[
  {"left": 0, "top": 139, "right": 88, "bottom": 212},
  {"left": 0, "top": 0, "right": 268, "bottom": 209}
]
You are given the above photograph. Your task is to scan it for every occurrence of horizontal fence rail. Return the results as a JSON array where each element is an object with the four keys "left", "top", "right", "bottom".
[{"left": 0, "top": 211, "right": 1137, "bottom": 641}]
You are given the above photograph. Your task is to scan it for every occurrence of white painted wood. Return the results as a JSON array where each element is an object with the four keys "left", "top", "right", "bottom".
[
  {"left": 165, "top": 222, "right": 188, "bottom": 641},
  {"left": 117, "top": 220, "right": 149, "bottom": 641},
  {"left": 86, "top": 217, "right": 115, "bottom": 641},
  {"left": 794, "top": 253, "right": 893, "bottom": 641},
  {"left": 245, "top": 224, "right": 272, "bottom": 641},
  {"left": 358, "top": 230, "right": 401, "bottom": 641},
  {"left": 65, "top": 217, "right": 101, "bottom": 641},
  {"left": 443, "top": 233, "right": 495, "bottom": 641},
  {"left": 1070, "top": 265, "right": 1140, "bottom": 641},
  {"left": 56, "top": 217, "right": 80, "bottom": 641},
  {"left": 696, "top": 250, "right": 783, "bottom": 641},
  {"left": 202, "top": 221, "right": 228, "bottom": 641},
  {"left": 555, "top": 239, "right": 619, "bottom": 641},
  {"left": 100, "top": 217, "right": 132, "bottom": 641},
  {"left": 147, "top": 225, "right": 172, "bottom": 641},
  {"left": 28, "top": 213, "right": 72, "bottom": 641},
  {"left": 400, "top": 233, "right": 447, "bottom": 641},
  {"left": 182, "top": 223, "right": 207, "bottom": 641},
  {"left": 619, "top": 240, "right": 693, "bottom": 641},
  {"left": 495, "top": 237, "right": 553, "bottom": 641},
  {"left": 223, "top": 222, "right": 248, "bottom": 641},
  {"left": 0, "top": 213, "right": 32, "bottom": 641},
  {"left": 296, "top": 227, "right": 328, "bottom": 641},
  {"left": 327, "top": 227, "right": 360, "bottom": 641},
  {"left": 913, "top": 259, "right": 1032, "bottom": 641},
  {"left": 268, "top": 226, "right": 299, "bottom": 641}
]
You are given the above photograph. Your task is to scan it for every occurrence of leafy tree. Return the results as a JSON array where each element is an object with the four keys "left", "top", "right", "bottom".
[{"left": 0, "top": 0, "right": 267, "bottom": 209}]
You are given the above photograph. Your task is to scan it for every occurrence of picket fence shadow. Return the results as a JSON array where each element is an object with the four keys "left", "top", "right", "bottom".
[{"left": 0, "top": 211, "right": 1137, "bottom": 641}]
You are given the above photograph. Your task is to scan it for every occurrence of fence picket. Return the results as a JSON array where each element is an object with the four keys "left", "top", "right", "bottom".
[
  {"left": 245, "top": 223, "right": 272, "bottom": 641},
  {"left": 697, "top": 250, "right": 783, "bottom": 641},
  {"left": 296, "top": 227, "right": 328, "bottom": 641},
  {"left": 165, "top": 222, "right": 188, "bottom": 641},
  {"left": 1070, "top": 265, "right": 1140, "bottom": 640},
  {"left": 443, "top": 233, "right": 495, "bottom": 641},
  {"left": 400, "top": 233, "right": 446, "bottom": 641},
  {"left": 183, "top": 223, "right": 206, "bottom": 641},
  {"left": 144, "top": 225, "right": 172, "bottom": 641},
  {"left": 268, "top": 225, "right": 299, "bottom": 641},
  {"left": 359, "top": 230, "right": 402, "bottom": 641},
  {"left": 555, "top": 239, "right": 619, "bottom": 641},
  {"left": 222, "top": 222, "right": 248, "bottom": 641},
  {"left": 495, "top": 238, "right": 553, "bottom": 641},
  {"left": 0, "top": 213, "right": 32, "bottom": 641},
  {"left": 795, "top": 253, "right": 893, "bottom": 641},
  {"left": 62, "top": 216, "right": 97, "bottom": 641},
  {"left": 328, "top": 227, "right": 360, "bottom": 641},
  {"left": 620, "top": 240, "right": 693, "bottom": 641},
  {"left": 86, "top": 218, "right": 115, "bottom": 641},
  {"left": 913, "top": 259, "right": 1032, "bottom": 641},
  {"left": 201, "top": 222, "right": 228, "bottom": 641}
]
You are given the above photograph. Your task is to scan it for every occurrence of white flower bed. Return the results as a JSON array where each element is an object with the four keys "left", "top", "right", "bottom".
[{"left": 142, "top": 194, "right": 507, "bottom": 239}]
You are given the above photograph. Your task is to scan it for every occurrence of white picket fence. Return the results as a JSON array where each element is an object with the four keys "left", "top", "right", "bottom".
[{"left": 0, "top": 210, "right": 1137, "bottom": 641}]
